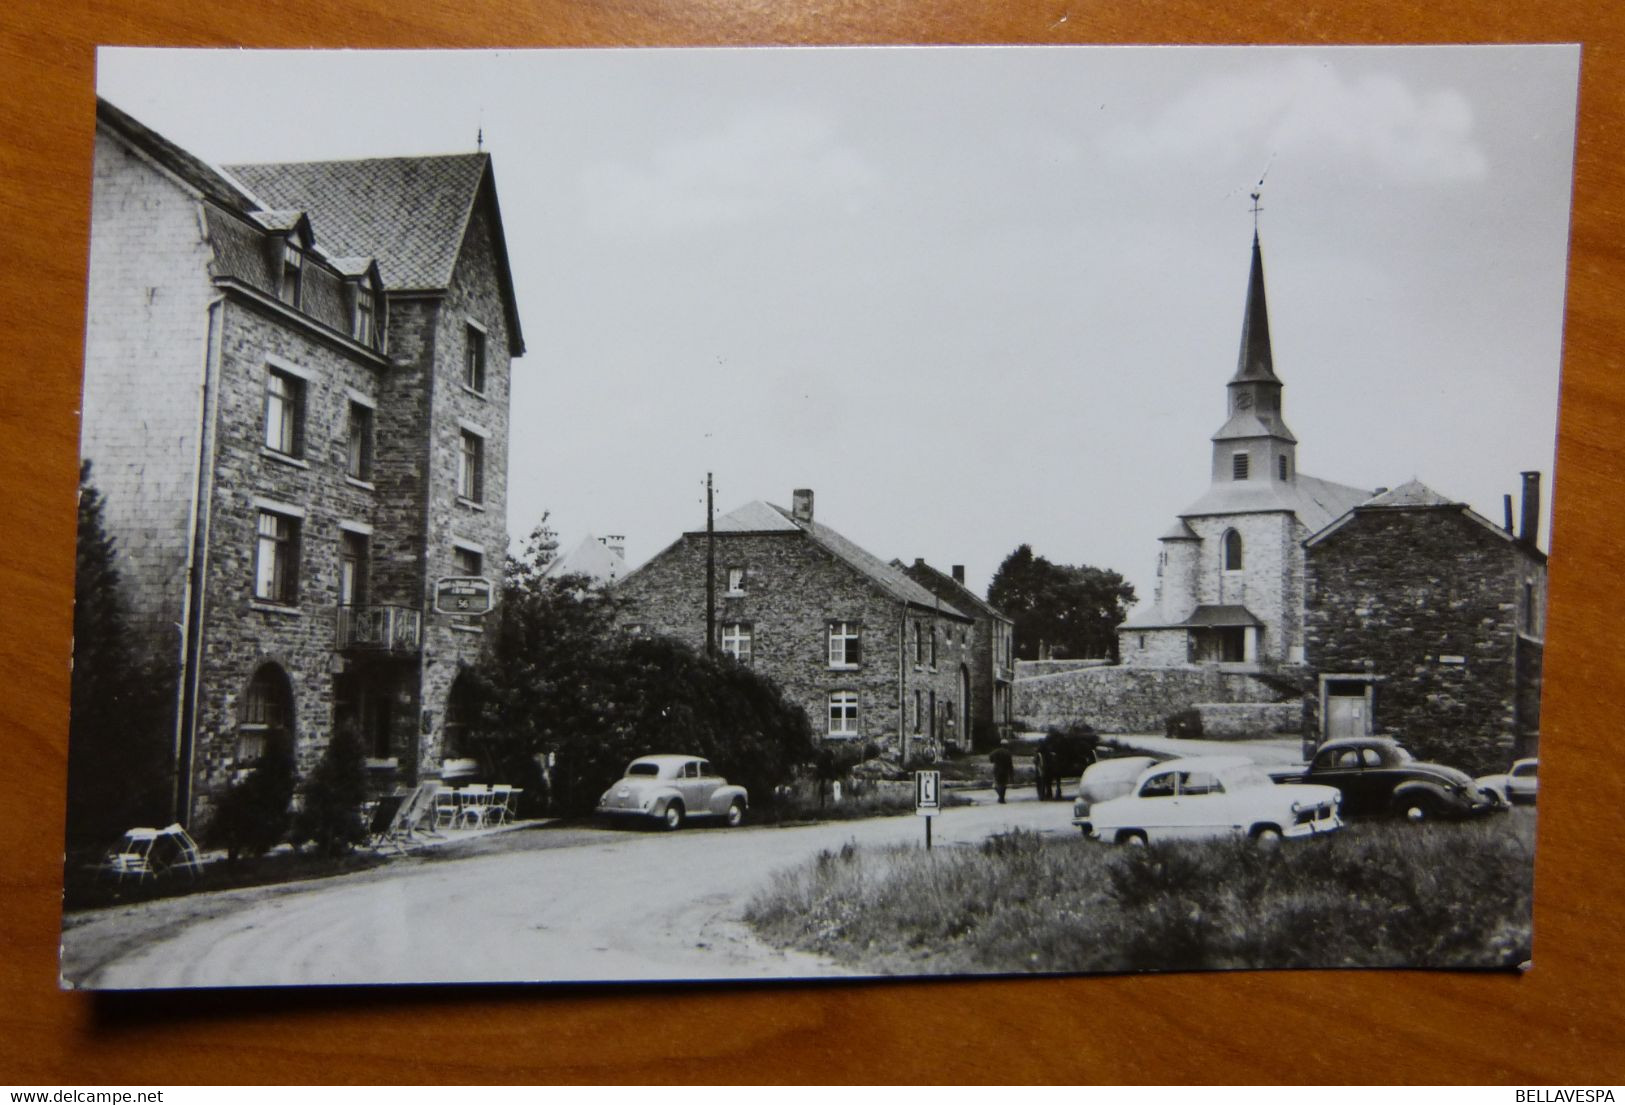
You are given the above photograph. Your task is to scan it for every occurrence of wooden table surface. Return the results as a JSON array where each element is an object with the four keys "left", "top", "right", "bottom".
[{"left": 3, "top": 0, "right": 1622, "bottom": 1086}]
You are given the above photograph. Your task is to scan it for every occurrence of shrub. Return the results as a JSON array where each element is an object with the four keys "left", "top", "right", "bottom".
[
  {"left": 293, "top": 726, "right": 368, "bottom": 857},
  {"left": 209, "top": 733, "right": 297, "bottom": 863}
]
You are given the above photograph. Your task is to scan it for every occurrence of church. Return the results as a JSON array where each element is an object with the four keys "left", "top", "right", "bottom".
[{"left": 1116, "top": 229, "right": 1372, "bottom": 670}]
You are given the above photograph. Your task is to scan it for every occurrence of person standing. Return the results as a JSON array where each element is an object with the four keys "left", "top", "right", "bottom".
[{"left": 989, "top": 742, "right": 1014, "bottom": 804}]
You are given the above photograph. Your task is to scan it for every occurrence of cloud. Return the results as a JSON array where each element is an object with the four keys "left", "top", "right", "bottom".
[
  {"left": 578, "top": 103, "right": 877, "bottom": 236},
  {"left": 1102, "top": 56, "right": 1488, "bottom": 185}
]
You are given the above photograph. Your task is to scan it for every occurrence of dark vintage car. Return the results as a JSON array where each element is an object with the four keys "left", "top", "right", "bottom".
[
  {"left": 1280, "top": 737, "right": 1502, "bottom": 821},
  {"left": 1033, "top": 730, "right": 1099, "bottom": 800}
]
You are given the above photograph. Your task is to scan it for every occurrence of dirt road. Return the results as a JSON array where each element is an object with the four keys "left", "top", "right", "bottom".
[{"left": 65, "top": 794, "right": 1077, "bottom": 989}]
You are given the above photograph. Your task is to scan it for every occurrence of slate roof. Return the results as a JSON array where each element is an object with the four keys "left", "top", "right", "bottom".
[
  {"left": 1178, "top": 471, "right": 1374, "bottom": 535},
  {"left": 696, "top": 501, "right": 968, "bottom": 618},
  {"left": 896, "top": 558, "right": 1012, "bottom": 622},
  {"left": 96, "top": 98, "right": 261, "bottom": 212},
  {"left": 1181, "top": 604, "right": 1261, "bottom": 628},
  {"left": 1305, "top": 478, "right": 1538, "bottom": 557},
  {"left": 1362, "top": 479, "right": 1456, "bottom": 509},
  {"left": 1233, "top": 232, "right": 1279, "bottom": 384},
  {"left": 228, "top": 155, "right": 488, "bottom": 291},
  {"left": 544, "top": 534, "right": 629, "bottom": 584}
]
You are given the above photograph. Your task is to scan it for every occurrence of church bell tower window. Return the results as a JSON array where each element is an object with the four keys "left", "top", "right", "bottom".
[
  {"left": 1232, "top": 453, "right": 1250, "bottom": 481},
  {"left": 1278, "top": 455, "right": 1289, "bottom": 480}
]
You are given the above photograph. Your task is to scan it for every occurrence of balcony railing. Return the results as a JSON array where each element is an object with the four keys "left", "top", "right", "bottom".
[{"left": 337, "top": 604, "right": 422, "bottom": 652}]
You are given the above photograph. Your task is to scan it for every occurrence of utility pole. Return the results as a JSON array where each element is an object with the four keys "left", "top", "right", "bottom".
[{"left": 705, "top": 471, "right": 716, "bottom": 657}]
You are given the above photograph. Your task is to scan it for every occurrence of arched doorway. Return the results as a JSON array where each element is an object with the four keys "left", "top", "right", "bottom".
[
  {"left": 442, "top": 672, "right": 479, "bottom": 780},
  {"left": 239, "top": 662, "right": 293, "bottom": 765}
]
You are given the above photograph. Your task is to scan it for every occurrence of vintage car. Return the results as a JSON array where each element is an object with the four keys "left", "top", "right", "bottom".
[
  {"left": 1476, "top": 758, "right": 1539, "bottom": 806},
  {"left": 1076, "top": 755, "right": 1341, "bottom": 845},
  {"left": 595, "top": 754, "right": 749, "bottom": 830},
  {"left": 1281, "top": 737, "right": 1502, "bottom": 821},
  {"left": 1070, "top": 755, "right": 1157, "bottom": 828}
]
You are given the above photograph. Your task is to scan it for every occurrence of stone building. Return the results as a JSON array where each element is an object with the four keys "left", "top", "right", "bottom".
[
  {"left": 80, "top": 99, "right": 524, "bottom": 826},
  {"left": 544, "top": 534, "right": 629, "bottom": 585},
  {"left": 615, "top": 491, "right": 974, "bottom": 761},
  {"left": 898, "top": 559, "right": 1016, "bottom": 748},
  {"left": 1117, "top": 231, "right": 1372, "bottom": 668},
  {"left": 1302, "top": 478, "right": 1547, "bottom": 773}
]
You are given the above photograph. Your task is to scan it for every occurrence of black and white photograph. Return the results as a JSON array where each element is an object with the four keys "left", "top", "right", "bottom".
[{"left": 60, "top": 44, "right": 1578, "bottom": 989}]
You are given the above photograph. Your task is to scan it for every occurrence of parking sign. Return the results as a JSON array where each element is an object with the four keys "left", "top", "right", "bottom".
[{"left": 915, "top": 769, "right": 941, "bottom": 816}]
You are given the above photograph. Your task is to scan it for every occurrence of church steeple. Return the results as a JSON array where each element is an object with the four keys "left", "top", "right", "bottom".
[{"left": 1211, "top": 226, "right": 1297, "bottom": 487}]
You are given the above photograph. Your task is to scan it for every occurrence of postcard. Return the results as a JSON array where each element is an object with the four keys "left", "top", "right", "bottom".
[{"left": 61, "top": 44, "right": 1577, "bottom": 988}]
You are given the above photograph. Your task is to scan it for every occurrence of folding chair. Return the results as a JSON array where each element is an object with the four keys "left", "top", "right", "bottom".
[
  {"left": 455, "top": 784, "right": 492, "bottom": 829},
  {"left": 433, "top": 786, "right": 462, "bottom": 831},
  {"left": 365, "top": 794, "right": 408, "bottom": 854},
  {"left": 485, "top": 784, "right": 515, "bottom": 827}
]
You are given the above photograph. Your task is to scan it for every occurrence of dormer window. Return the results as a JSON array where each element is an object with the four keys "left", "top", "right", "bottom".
[
  {"left": 279, "top": 243, "right": 303, "bottom": 308},
  {"left": 353, "top": 284, "right": 375, "bottom": 346}
]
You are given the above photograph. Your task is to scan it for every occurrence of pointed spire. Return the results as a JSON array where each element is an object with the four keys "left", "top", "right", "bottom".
[{"left": 1233, "top": 230, "right": 1278, "bottom": 383}]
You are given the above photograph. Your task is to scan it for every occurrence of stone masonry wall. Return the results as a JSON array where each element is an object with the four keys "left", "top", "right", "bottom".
[
  {"left": 192, "top": 299, "right": 393, "bottom": 816},
  {"left": 1303, "top": 506, "right": 1544, "bottom": 775},
  {"left": 1015, "top": 663, "right": 1294, "bottom": 733},
  {"left": 617, "top": 531, "right": 972, "bottom": 759}
]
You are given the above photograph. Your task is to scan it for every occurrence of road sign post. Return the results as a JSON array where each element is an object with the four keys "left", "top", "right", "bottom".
[{"left": 914, "top": 769, "right": 941, "bottom": 850}]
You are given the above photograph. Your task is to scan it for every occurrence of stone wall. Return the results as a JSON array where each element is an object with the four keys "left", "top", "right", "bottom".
[
  {"left": 1014, "top": 663, "right": 1295, "bottom": 733},
  {"left": 1015, "top": 659, "right": 1108, "bottom": 678},
  {"left": 1304, "top": 505, "right": 1547, "bottom": 775},
  {"left": 1194, "top": 702, "right": 1301, "bottom": 739}
]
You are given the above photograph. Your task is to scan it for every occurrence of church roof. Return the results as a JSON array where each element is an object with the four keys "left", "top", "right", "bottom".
[
  {"left": 1159, "top": 518, "right": 1201, "bottom": 541},
  {"left": 1182, "top": 604, "right": 1262, "bottom": 628},
  {"left": 1211, "top": 410, "right": 1297, "bottom": 444},
  {"left": 1232, "top": 231, "right": 1278, "bottom": 384},
  {"left": 1179, "top": 471, "right": 1374, "bottom": 534}
]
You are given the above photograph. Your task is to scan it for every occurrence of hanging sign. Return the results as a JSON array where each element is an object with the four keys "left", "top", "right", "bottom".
[{"left": 434, "top": 576, "right": 494, "bottom": 615}]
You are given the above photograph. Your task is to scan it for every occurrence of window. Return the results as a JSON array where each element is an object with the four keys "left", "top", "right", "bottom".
[
  {"left": 453, "top": 544, "right": 482, "bottom": 577},
  {"left": 346, "top": 401, "right": 373, "bottom": 481},
  {"left": 1223, "top": 529, "right": 1244, "bottom": 571},
  {"left": 913, "top": 690, "right": 922, "bottom": 733},
  {"left": 457, "top": 430, "right": 485, "bottom": 502},
  {"left": 828, "top": 621, "right": 861, "bottom": 667},
  {"left": 279, "top": 244, "right": 303, "bottom": 307},
  {"left": 1179, "top": 771, "right": 1223, "bottom": 796},
  {"left": 929, "top": 626, "right": 938, "bottom": 668},
  {"left": 464, "top": 324, "right": 487, "bottom": 393},
  {"left": 239, "top": 664, "right": 292, "bottom": 763},
  {"left": 914, "top": 622, "right": 926, "bottom": 665},
  {"left": 339, "top": 531, "right": 368, "bottom": 606},
  {"left": 1139, "top": 772, "right": 1178, "bottom": 799},
  {"left": 263, "top": 368, "right": 305, "bottom": 457},
  {"left": 828, "top": 691, "right": 859, "bottom": 737},
  {"left": 353, "top": 285, "right": 375, "bottom": 346},
  {"left": 1278, "top": 455, "right": 1289, "bottom": 481},
  {"left": 726, "top": 566, "right": 746, "bottom": 595},
  {"left": 1524, "top": 581, "right": 1537, "bottom": 634},
  {"left": 253, "top": 510, "right": 300, "bottom": 604},
  {"left": 721, "top": 622, "right": 753, "bottom": 665},
  {"left": 1232, "top": 452, "right": 1250, "bottom": 481}
]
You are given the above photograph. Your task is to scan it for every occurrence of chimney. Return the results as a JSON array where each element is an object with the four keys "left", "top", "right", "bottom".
[
  {"left": 599, "top": 534, "right": 626, "bottom": 560},
  {"left": 1503, "top": 495, "right": 1515, "bottom": 535},
  {"left": 791, "top": 488, "right": 814, "bottom": 524},
  {"left": 1519, "top": 471, "right": 1541, "bottom": 546},
  {"left": 952, "top": 565, "right": 965, "bottom": 585}
]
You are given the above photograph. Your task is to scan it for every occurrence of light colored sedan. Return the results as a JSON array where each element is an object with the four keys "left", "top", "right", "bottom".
[
  {"left": 1078, "top": 755, "right": 1341, "bottom": 845},
  {"left": 595, "top": 754, "right": 749, "bottom": 830},
  {"left": 1477, "top": 758, "right": 1538, "bottom": 806}
]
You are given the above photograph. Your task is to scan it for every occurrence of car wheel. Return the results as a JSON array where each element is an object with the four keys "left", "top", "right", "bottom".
[
  {"left": 663, "top": 801, "right": 685, "bottom": 831},
  {"left": 1118, "top": 830, "right": 1147, "bottom": 847},
  {"left": 1399, "top": 796, "right": 1435, "bottom": 822},
  {"left": 725, "top": 800, "right": 745, "bottom": 828},
  {"left": 1250, "top": 824, "right": 1283, "bottom": 847}
]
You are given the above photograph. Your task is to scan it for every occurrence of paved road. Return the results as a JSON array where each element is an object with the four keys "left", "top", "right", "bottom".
[{"left": 68, "top": 794, "right": 1080, "bottom": 989}]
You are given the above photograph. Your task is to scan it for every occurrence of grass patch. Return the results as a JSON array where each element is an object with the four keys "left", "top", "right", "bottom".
[
  {"left": 744, "top": 813, "right": 1534, "bottom": 974},
  {"left": 753, "top": 784, "right": 972, "bottom": 825}
]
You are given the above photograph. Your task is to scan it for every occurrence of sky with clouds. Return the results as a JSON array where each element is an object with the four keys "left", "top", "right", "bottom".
[{"left": 95, "top": 46, "right": 1579, "bottom": 606}]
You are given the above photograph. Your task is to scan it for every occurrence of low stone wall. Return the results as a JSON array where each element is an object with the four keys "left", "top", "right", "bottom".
[
  {"left": 1014, "top": 663, "right": 1299, "bottom": 734},
  {"left": 1015, "top": 659, "right": 1111, "bottom": 678},
  {"left": 1193, "top": 701, "right": 1301, "bottom": 739}
]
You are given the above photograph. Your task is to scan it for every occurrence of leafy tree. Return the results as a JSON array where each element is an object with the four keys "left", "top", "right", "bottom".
[
  {"left": 467, "top": 514, "right": 816, "bottom": 816},
  {"left": 293, "top": 723, "right": 368, "bottom": 856},
  {"left": 66, "top": 460, "right": 175, "bottom": 848},
  {"left": 208, "top": 731, "right": 297, "bottom": 863},
  {"left": 988, "top": 544, "right": 1137, "bottom": 661}
]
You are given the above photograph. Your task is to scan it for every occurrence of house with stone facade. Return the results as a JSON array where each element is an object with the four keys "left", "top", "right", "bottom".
[
  {"left": 897, "top": 558, "right": 1016, "bottom": 748},
  {"left": 615, "top": 491, "right": 975, "bottom": 762},
  {"left": 80, "top": 99, "right": 523, "bottom": 827},
  {"left": 1302, "top": 477, "right": 1546, "bottom": 774}
]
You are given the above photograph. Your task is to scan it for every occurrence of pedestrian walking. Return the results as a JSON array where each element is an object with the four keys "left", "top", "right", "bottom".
[{"left": 989, "top": 741, "right": 1014, "bottom": 804}]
